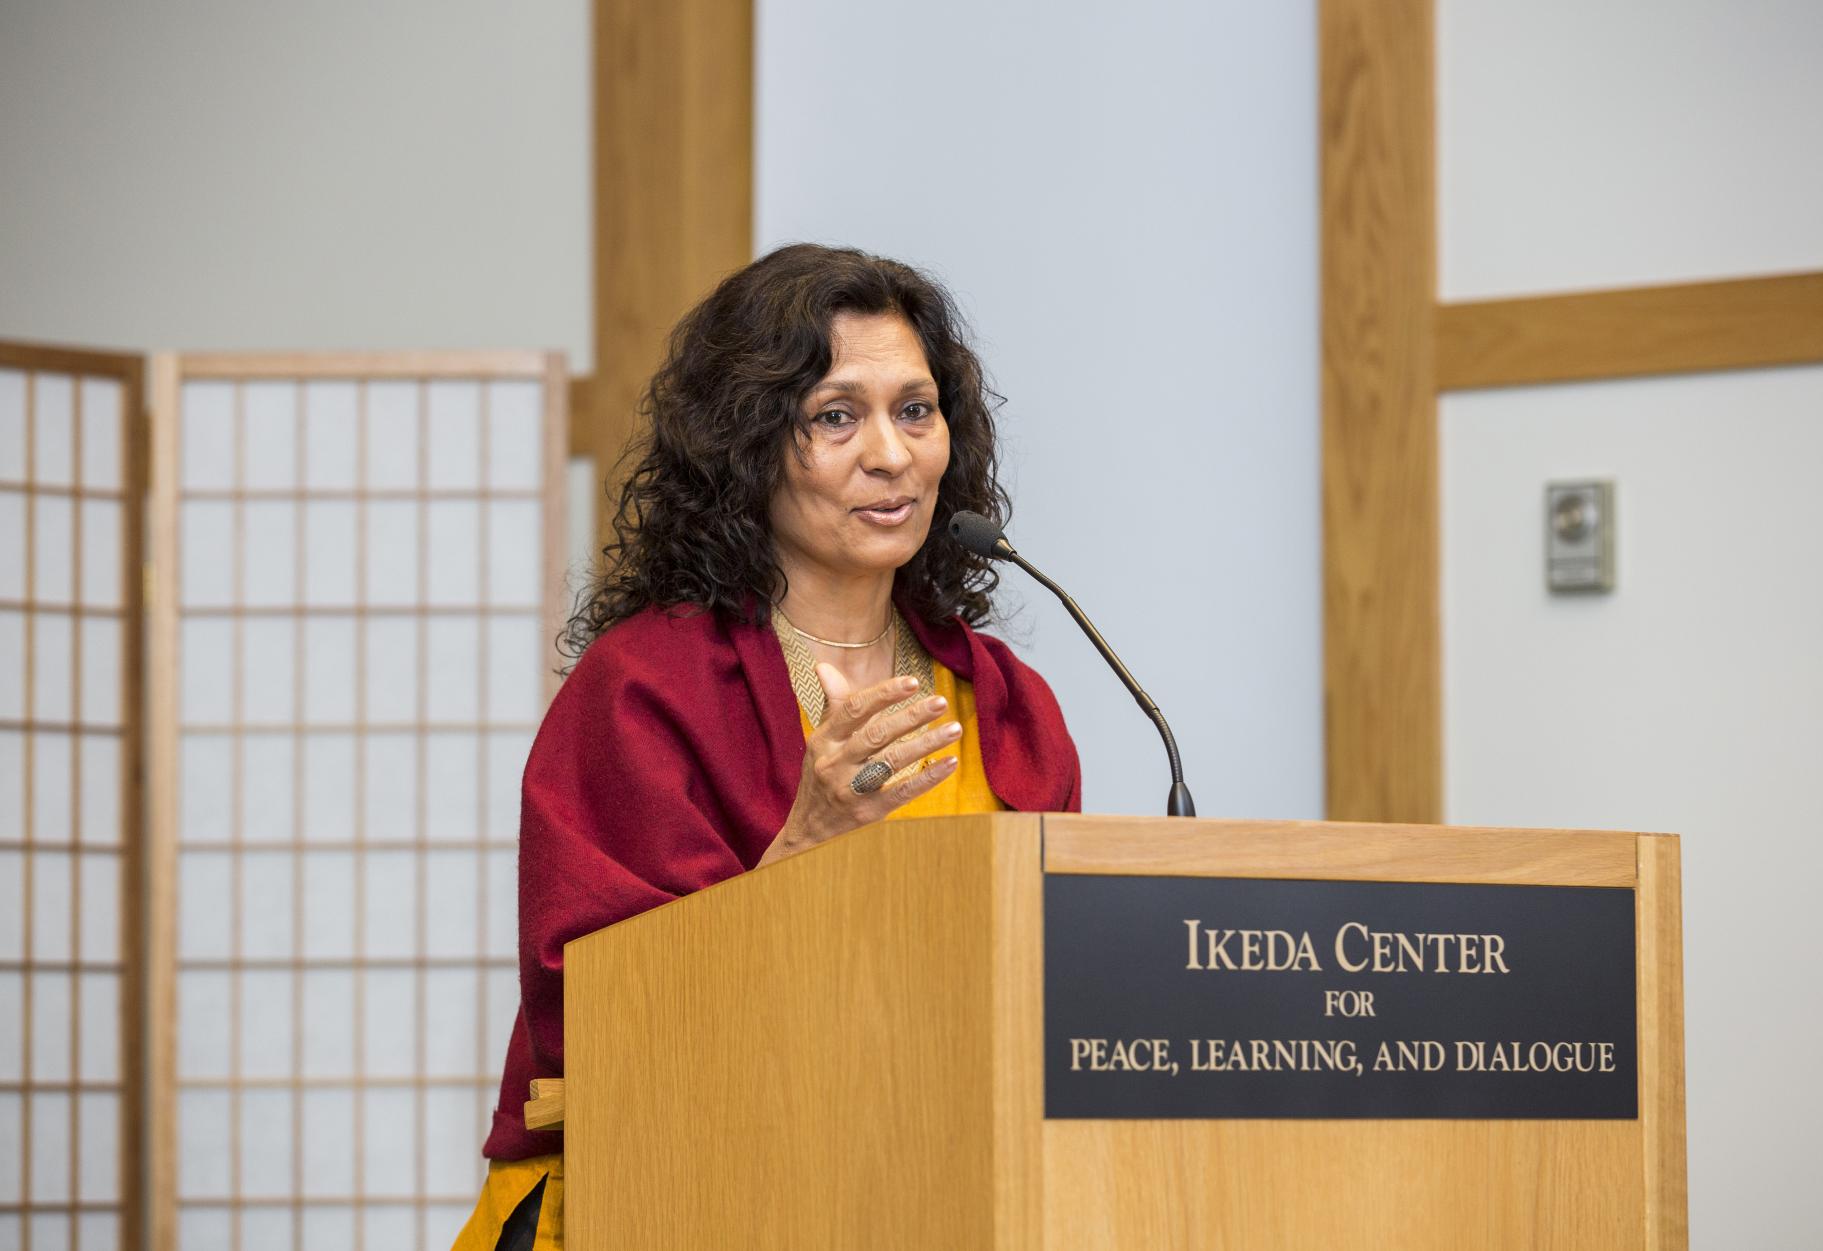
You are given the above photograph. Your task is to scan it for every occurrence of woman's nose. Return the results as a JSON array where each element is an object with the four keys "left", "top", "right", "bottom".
[{"left": 857, "top": 413, "right": 913, "bottom": 473}]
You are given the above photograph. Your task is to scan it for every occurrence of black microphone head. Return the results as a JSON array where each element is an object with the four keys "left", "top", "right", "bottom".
[{"left": 947, "top": 510, "right": 1010, "bottom": 559}]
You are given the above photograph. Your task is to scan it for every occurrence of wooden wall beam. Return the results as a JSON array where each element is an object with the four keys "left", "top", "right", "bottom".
[
  {"left": 577, "top": 0, "right": 754, "bottom": 539},
  {"left": 1436, "top": 271, "right": 1823, "bottom": 391},
  {"left": 1320, "top": 0, "right": 1439, "bottom": 823}
]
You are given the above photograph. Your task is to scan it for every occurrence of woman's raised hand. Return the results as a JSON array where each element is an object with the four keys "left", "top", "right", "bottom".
[{"left": 760, "top": 663, "right": 962, "bottom": 866}]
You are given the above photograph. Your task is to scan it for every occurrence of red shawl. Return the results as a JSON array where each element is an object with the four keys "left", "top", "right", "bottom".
[{"left": 482, "top": 601, "right": 1081, "bottom": 1160}]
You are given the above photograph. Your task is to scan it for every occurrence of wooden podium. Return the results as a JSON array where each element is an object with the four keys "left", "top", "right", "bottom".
[{"left": 561, "top": 814, "right": 1686, "bottom": 1249}]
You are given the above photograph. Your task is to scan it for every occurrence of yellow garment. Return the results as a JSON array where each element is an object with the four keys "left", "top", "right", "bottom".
[
  {"left": 455, "top": 662, "right": 999, "bottom": 1250},
  {"left": 797, "top": 658, "right": 1004, "bottom": 818},
  {"left": 453, "top": 1152, "right": 563, "bottom": 1251}
]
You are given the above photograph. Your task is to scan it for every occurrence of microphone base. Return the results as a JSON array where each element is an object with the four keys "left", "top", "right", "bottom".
[{"left": 1167, "top": 782, "right": 1196, "bottom": 818}]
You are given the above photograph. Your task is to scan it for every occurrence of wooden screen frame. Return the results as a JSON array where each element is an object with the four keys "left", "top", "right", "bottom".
[
  {"left": 0, "top": 339, "right": 149, "bottom": 1251},
  {"left": 1319, "top": 0, "right": 1823, "bottom": 827},
  {"left": 145, "top": 350, "right": 568, "bottom": 1251}
]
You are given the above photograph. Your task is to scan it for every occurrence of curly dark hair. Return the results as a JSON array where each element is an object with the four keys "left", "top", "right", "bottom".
[{"left": 564, "top": 243, "right": 1011, "bottom": 656}]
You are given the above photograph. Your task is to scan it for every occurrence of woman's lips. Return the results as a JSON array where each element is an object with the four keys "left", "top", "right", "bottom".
[{"left": 849, "top": 503, "right": 911, "bottom": 525}]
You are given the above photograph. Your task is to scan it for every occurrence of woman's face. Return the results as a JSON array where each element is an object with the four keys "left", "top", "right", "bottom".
[{"left": 769, "top": 311, "right": 950, "bottom": 586}]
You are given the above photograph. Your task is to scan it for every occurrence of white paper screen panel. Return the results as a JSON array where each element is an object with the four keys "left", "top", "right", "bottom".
[
  {"left": 0, "top": 344, "right": 144, "bottom": 1251},
  {"left": 151, "top": 353, "right": 564, "bottom": 1251}
]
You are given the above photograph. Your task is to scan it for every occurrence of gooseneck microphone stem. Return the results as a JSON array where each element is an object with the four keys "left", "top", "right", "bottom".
[
  {"left": 1004, "top": 550, "right": 1195, "bottom": 817},
  {"left": 947, "top": 510, "right": 1194, "bottom": 818}
]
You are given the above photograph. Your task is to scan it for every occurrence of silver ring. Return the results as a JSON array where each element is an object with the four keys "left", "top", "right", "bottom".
[{"left": 849, "top": 759, "right": 893, "bottom": 795}]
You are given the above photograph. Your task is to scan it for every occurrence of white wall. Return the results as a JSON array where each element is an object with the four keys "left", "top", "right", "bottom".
[
  {"left": 1438, "top": 0, "right": 1823, "bottom": 299},
  {"left": 0, "top": 0, "right": 589, "bottom": 367},
  {"left": 756, "top": 0, "right": 1323, "bottom": 820},
  {"left": 1442, "top": 369, "right": 1823, "bottom": 1248},
  {"left": 1439, "top": 4, "right": 1823, "bottom": 1243}
]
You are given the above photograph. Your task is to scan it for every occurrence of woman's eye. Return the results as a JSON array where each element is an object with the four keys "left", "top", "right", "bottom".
[
  {"left": 902, "top": 402, "right": 935, "bottom": 421},
  {"left": 813, "top": 409, "right": 855, "bottom": 428}
]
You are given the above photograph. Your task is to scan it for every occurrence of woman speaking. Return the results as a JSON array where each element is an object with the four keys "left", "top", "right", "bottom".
[{"left": 455, "top": 244, "right": 1081, "bottom": 1250}]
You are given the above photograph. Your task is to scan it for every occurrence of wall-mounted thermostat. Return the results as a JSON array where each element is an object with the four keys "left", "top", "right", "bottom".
[{"left": 1546, "top": 480, "right": 1615, "bottom": 593}]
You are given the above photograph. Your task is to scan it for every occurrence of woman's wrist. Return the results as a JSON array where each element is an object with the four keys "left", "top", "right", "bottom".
[{"left": 760, "top": 808, "right": 815, "bottom": 866}]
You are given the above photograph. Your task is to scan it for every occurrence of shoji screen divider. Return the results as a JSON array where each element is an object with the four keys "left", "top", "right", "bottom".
[
  {"left": 146, "top": 352, "right": 567, "bottom": 1251},
  {"left": 0, "top": 341, "right": 148, "bottom": 1251}
]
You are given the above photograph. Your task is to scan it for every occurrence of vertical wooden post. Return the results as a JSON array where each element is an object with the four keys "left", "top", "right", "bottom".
[
  {"left": 1637, "top": 834, "right": 1690, "bottom": 1249},
  {"left": 1319, "top": 0, "right": 1439, "bottom": 822},
  {"left": 574, "top": 0, "right": 754, "bottom": 543},
  {"left": 146, "top": 353, "right": 180, "bottom": 1251}
]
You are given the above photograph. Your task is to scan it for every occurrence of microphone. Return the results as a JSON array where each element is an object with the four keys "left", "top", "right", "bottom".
[{"left": 948, "top": 510, "right": 1195, "bottom": 817}]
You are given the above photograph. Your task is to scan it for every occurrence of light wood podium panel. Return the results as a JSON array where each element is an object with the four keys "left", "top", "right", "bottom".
[{"left": 563, "top": 814, "right": 1685, "bottom": 1249}]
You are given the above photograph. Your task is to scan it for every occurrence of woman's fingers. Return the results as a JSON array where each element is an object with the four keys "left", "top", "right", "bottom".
[
  {"left": 773, "top": 665, "right": 966, "bottom": 863},
  {"left": 879, "top": 754, "right": 960, "bottom": 809},
  {"left": 850, "top": 694, "right": 952, "bottom": 760},
  {"left": 799, "top": 663, "right": 963, "bottom": 827},
  {"left": 873, "top": 719, "right": 963, "bottom": 774},
  {"left": 815, "top": 664, "right": 919, "bottom": 738},
  {"left": 814, "top": 661, "right": 852, "bottom": 706},
  {"left": 812, "top": 665, "right": 953, "bottom": 764}
]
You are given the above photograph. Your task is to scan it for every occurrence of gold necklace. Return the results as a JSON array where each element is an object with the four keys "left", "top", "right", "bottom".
[{"left": 772, "top": 605, "right": 892, "bottom": 650}]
